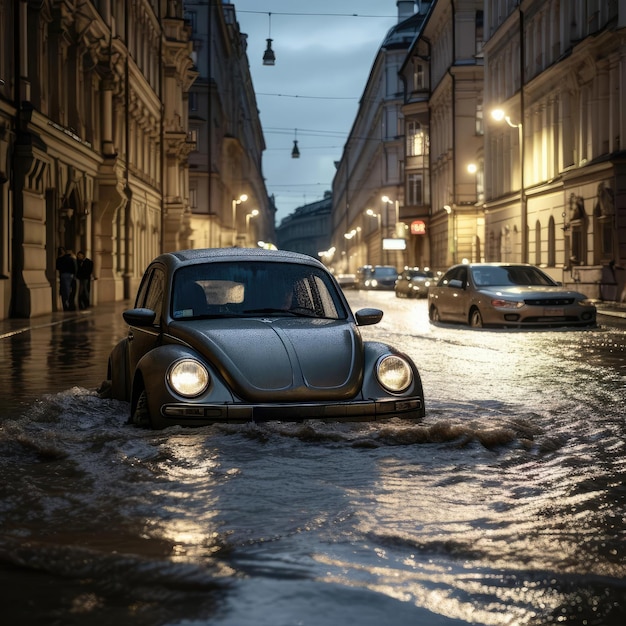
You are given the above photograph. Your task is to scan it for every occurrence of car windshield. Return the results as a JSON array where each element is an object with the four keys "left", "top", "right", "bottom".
[
  {"left": 373, "top": 267, "right": 398, "bottom": 277},
  {"left": 171, "top": 261, "right": 348, "bottom": 320},
  {"left": 471, "top": 266, "right": 557, "bottom": 287}
]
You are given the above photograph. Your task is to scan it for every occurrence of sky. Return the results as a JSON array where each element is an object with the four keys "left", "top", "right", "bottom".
[{"left": 231, "top": 1, "right": 402, "bottom": 225}]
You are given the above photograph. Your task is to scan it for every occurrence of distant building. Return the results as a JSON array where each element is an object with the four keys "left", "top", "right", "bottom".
[
  {"left": 276, "top": 192, "right": 332, "bottom": 259},
  {"left": 331, "top": 0, "right": 429, "bottom": 275}
]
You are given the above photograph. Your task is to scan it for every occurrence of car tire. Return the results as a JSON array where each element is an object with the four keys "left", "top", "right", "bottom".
[
  {"left": 429, "top": 305, "right": 440, "bottom": 322},
  {"left": 131, "top": 389, "right": 152, "bottom": 428},
  {"left": 469, "top": 307, "right": 483, "bottom": 328}
]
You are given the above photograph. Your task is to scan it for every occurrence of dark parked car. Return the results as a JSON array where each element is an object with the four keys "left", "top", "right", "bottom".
[
  {"left": 355, "top": 265, "right": 398, "bottom": 290},
  {"left": 107, "top": 248, "right": 425, "bottom": 428},
  {"left": 395, "top": 268, "right": 434, "bottom": 298},
  {"left": 428, "top": 262, "right": 597, "bottom": 328}
]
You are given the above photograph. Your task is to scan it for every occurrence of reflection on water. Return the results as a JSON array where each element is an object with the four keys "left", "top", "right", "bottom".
[{"left": 0, "top": 307, "right": 129, "bottom": 417}]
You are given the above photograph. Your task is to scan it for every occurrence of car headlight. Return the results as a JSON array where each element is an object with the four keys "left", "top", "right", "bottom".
[
  {"left": 376, "top": 355, "right": 413, "bottom": 393},
  {"left": 578, "top": 298, "right": 596, "bottom": 307},
  {"left": 168, "top": 359, "right": 210, "bottom": 397},
  {"left": 491, "top": 298, "right": 524, "bottom": 309}
]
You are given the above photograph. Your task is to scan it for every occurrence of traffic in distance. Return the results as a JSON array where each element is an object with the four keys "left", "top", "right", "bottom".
[{"left": 348, "top": 262, "right": 597, "bottom": 329}]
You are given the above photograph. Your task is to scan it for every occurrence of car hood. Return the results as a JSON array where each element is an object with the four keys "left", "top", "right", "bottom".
[
  {"left": 477, "top": 285, "right": 588, "bottom": 300},
  {"left": 168, "top": 318, "right": 363, "bottom": 401}
]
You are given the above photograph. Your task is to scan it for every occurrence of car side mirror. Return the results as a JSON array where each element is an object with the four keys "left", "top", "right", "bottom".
[
  {"left": 355, "top": 307, "right": 383, "bottom": 326},
  {"left": 448, "top": 279, "right": 464, "bottom": 289},
  {"left": 123, "top": 307, "right": 157, "bottom": 326}
]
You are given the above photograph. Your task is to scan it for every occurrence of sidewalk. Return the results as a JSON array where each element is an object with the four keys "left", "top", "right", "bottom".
[
  {"left": 0, "top": 300, "right": 132, "bottom": 339},
  {"left": 595, "top": 301, "right": 626, "bottom": 319}
]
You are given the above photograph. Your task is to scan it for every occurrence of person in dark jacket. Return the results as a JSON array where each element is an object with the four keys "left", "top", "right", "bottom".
[
  {"left": 76, "top": 250, "right": 94, "bottom": 309},
  {"left": 56, "top": 247, "right": 76, "bottom": 311}
]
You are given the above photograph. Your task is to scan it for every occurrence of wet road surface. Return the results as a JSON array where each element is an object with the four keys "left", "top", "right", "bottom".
[{"left": 1, "top": 294, "right": 625, "bottom": 625}]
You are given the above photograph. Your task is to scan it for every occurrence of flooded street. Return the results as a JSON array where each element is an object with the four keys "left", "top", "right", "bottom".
[{"left": 1, "top": 293, "right": 625, "bottom": 625}]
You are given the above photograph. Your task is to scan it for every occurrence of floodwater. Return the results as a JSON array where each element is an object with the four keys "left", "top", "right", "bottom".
[{"left": 0, "top": 293, "right": 625, "bottom": 626}]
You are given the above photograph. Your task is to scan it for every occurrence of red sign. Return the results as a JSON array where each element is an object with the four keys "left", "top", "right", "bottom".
[{"left": 411, "top": 220, "right": 426, "bottom": 235}]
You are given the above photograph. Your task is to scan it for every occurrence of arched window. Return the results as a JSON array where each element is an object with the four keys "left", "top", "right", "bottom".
[
  {"left": 535, "top": 220, "right": 542, "bottom": 266},
  {"left": 547, "top": 216, "right": 556, "bottom": 267},
  {"left": 566, "top": 193, "right": 587, "bottom": 265}
]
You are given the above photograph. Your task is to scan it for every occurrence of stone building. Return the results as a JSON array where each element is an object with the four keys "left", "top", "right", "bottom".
[
  {"left": 483, "top": 0, "right": 626, "bottom": 298},
  {"left": 276, "top": 192, "right": 332, "bottom": 259},
  {"left": 330, "top": 0, "right": 429, "bottom": 275},
  {"left": 401, "top": 0, "right": 484, "bottom": 271},
  {"left": 331, "top": 0, "right": 626, "bottom": 302},
  {"left": 184, "top": 1, "right": 275, "bottom": 251},
  {"left": 0, "top": 0, "right": 197, "bottom": 320}
]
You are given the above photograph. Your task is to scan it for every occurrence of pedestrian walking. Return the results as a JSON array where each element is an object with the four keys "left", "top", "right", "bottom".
[
  {"left": 56, "top": 247, "right": 76, "bottom": 311},
  {"left": 76, "top": 250, "right": 95, "bottom": 309}
]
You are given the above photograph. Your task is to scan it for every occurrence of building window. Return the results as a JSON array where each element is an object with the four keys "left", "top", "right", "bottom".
[
  {"left": 567, "top": 193, "right": 587, "bottom": 265},
  {"left": 184, "top": 11, "right": 197, "bottom": 34},
  {"left": 475, "top": 10, "right": 484, "bottom": 55},
  {"left": 534, "top": 220, "right": 541, "bottom": 266},
  {"left": 475, "top": 97, "right": 484, "bottom": 136},
  {"left": 413, "top": 60, "right": 424, "bottom": 91},
  {"left": 548, "top": 216, "right": 556, "bottom": 267},
  {"left": 407, "top": 174, "right": 423, "bottom": 206},
  {"left": 406, "top": 121, "right": 428, "bottom": 156}
]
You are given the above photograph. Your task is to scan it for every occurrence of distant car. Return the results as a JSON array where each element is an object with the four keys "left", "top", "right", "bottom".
[
  {"left": 428, "top": 262, "right": 597, "bottom": 328},
  {"left": 107, "top": 248, "right": 425, "bottom": 428},
  {"left": 395, "top": 268, "right": 434, "bottom": 298},
  {"left": 356, "top": 265, "right": 398, "bottom": 290},
  {"left": 335, "top": 273, "right": 356, "bottom": 290}
]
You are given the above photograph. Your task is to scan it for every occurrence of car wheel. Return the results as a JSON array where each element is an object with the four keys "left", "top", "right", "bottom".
[
  {"left": 131, "top": 389, "right": 152, "bottom": 428},
  {"left": 429, "top": 305, "right": 440, "bottom": 322},
  {"left": 469, "top": 307, "right": 483, "bottom": 328}
]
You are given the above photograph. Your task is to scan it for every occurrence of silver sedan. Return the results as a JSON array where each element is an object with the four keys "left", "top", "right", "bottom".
[{"left": 428, "top": 263, "right": 597, "bottom": 328}]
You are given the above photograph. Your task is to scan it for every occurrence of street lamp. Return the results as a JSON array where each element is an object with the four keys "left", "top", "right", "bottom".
[
  {"left": 245, "top": 209, "right": 259, "bottom": 246},
  {"left": 231, "top": 194, "right": 248, "bottom": 246},
  {"left": 491, "top": 108, "right": 526, "bottom": 262},
  {"left": 443, "top": 205, "right": 457, "bottom": 264},
  {"left": 381, "top": 195, "right": 400, "bottom": 234},
  {"left": 366, "top": 208, "right": 382, "bottom": 264}
]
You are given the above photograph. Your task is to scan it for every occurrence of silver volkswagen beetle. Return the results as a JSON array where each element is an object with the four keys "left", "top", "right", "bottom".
[
  {"left": 428, "top": 262, "right": 597, "bottom": 328},
  {"left": 107, "top": 248, "right": 425, "bottom": 428}
]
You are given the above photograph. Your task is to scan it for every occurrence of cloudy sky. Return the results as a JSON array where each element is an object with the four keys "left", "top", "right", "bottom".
[{"left": 231, "top": 1, "right": 402, "bottom": 224}]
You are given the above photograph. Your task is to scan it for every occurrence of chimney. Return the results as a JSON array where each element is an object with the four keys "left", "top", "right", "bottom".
[{"left": 397, "top": 1, "right": 416, "bottom": 22}]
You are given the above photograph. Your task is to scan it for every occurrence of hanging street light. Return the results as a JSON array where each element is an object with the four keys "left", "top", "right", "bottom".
[
  {"left": 263, "top": 13, "right": 276, "bottom": 66},
  {"left": 291, "top": 129, "right": 300, "bottom": 158}
]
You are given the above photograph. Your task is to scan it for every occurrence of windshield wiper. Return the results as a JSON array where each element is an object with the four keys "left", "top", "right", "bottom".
[{"left": 243, "top": 307, "right": 317, "bottom": 317}]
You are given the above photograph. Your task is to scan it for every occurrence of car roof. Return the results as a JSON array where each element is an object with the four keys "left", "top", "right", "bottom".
[
  {"left": 150, "top": 248, "right": 326, "bottom": 272},
  {"left": 447, "top": 262, "right": 537, "bottom": 270}
]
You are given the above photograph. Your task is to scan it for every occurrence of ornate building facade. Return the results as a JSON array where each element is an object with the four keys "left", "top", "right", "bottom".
[
  {"left": 0, "top": 0, "right": 197, "bottom": 320},
  {"left": 330, "top": 0, "right": 429, "bottom": 275},
  {"left": 331, "top": 0, "right": 626, "bottom": 301},
  {"left": 483, "top": 0, "right": 625, "bottom": 297},
  {"left": 184, "top": 1, "right": 275, "bottom": 251}
]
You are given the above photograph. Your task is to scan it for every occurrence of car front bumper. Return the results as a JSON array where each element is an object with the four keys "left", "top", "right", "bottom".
[
  {"left": 486, "top": 306, "right": 596, "bottom": 327},
  {"left": 159, "top": 396, "right": 425, "bottom": 425}
]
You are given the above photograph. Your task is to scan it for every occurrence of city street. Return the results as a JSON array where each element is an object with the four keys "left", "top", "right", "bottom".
[{"left": 1, "top": 292, "right": 625, "bottom": 625}]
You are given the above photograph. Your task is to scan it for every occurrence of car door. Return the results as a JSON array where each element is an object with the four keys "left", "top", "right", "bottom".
[
  {"left": 127, "top": 265, "right": 166, "bottom": 376},
  {"left": 436, "top": 266, "right": 468, "bottom": 321}
]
